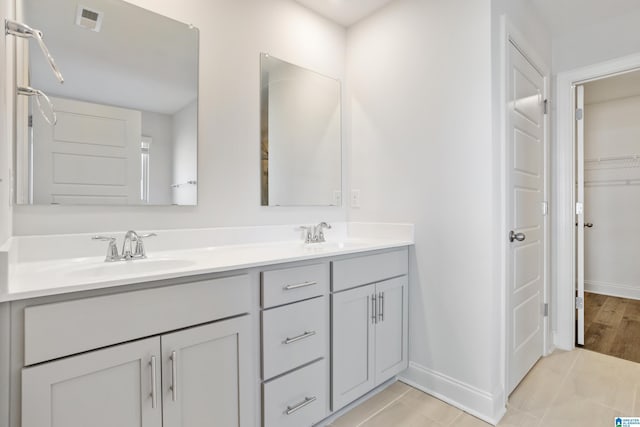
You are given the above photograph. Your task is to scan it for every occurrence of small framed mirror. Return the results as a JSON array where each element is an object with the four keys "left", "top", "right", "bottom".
[
  {"left": 15, "top": 0, "right": 199, "bottom": 206},
  {"left": 260, "top": 53, "right": 342, "bottom": 207}
]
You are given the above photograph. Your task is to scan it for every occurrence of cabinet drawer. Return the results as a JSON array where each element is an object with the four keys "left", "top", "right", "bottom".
[
  {"left": 262, "top": 263, "right": 328, "bottom": 308},
  {"left": 262, "top": 297, "right": 326, "bottom": 380},
  {"left": 24, "top": 274, "right": 250, "bottom": 366},
  {"left": 263, "top": 359, "right": 327, "bottom": 427},
  {"left": 332, "top": 248, "right": 408, "bottom": 292}
]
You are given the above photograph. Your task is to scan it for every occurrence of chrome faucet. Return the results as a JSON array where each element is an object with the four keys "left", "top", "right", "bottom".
[
  {"left": 299, "top": 222, "right": 332, "bottom": 244},
  {"left": 314, "top": 222, "right": 331, "bottom": 242},
  {"left": 93, "top": 230, "right": 157, "bottom": 262}
]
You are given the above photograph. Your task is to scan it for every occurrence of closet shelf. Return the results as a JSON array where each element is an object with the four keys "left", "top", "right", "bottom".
[
  {"left": 585, "top": 179, "right": 640, "bottom": 187},
  {"left": 585, "top": 154, "right": 640, "bottom": 171}
]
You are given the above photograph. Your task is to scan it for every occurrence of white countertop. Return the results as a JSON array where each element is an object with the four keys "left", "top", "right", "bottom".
[{"left": 0, "top": 222, "right": 414, "bottom": 302}]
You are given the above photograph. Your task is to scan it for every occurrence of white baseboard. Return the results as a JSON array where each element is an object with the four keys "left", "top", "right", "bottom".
[
  {"left": 585, "top": 280, "right": 640, "bottom": 301},
  {"left": 398, "top": 362, "right": 505, "bottom": 426}
]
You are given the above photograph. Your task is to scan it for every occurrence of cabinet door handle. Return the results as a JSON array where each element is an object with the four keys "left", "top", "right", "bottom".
[
  {"left": 371, "top": 294, "right": 377, "bottom": 324},
  {"left": 285, "top": 396, "right": 317, "bottom": 415},
  {"left": 283, "top": 281, "right": 317, "bottom": 291},
  {"left": 379, "top": 292, "right": 384, "bottom": 322},
  {"left": 284, "top": 330, "right": 316, "bottom": 344},
  {"left": 170, "top": 351, "right": 178, "bottom": 402},
  {"left": 150, "top": 356, "right": 158, "bottom": 409}
]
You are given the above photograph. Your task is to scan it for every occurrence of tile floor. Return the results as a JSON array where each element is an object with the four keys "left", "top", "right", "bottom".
[{"left": 329, "top": 348, "right": 640, "bottom": 426}]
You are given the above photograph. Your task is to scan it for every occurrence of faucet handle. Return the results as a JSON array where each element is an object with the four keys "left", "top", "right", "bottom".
[
  {"left": 134, "top": 233, "right": 156, "bottom": 258},
  {"left": 299, "top": 226, "right": 313, "bottom": 244},
  {"left": 92, "top": 236, "right": 120, "bottom": 262}
]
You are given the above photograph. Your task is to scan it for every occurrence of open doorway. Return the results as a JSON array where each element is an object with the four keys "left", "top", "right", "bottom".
[{"left": 576, "top": 70, "right": 640, "bottom": 362}]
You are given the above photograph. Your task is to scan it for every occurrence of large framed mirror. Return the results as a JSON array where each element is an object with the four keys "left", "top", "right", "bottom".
[
  {"left": 260, "top": 53, "right": 342, "bottom": 207},
  {"left": 15, "top": 0, "right": 198, "bottom": 205}
]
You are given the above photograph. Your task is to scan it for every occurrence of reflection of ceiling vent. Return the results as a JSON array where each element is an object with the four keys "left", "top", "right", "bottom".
[{"left": 75, "top": 5, "right": 103, "bottom": 32}]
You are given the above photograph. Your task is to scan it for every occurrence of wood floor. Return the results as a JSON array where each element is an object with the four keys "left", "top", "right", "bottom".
[{"left": 584, "top": 291, "right": 640, "bottom": 363}]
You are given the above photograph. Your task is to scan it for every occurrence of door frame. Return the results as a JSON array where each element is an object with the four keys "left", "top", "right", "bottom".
[
  {"left": 499, "top": 16, "right": 551, "bottom": 401},
  {"left": 554, "top": 53, "right": 640, "bottom": 350}
]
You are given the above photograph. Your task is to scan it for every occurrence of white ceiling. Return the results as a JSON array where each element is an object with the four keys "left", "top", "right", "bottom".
[
  {"left": 294, "top": 0, "right": 396, "bottom": 27},
  {"left": 584, "top": 69, "right": 640, "bottom": 104},
  {"left": 530, "top": 0, "right": 640, "bottom": 37},
  {"left": 26, "top": 0, "right": 198, "bottom": 115},
  {"left": 298, "top": 0, "right": 640, "bottom": 34}
]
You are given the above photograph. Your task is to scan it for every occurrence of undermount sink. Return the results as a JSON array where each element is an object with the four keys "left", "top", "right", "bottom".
[{"left": 66, "top": 258, "right": 196, "bottom": 278}]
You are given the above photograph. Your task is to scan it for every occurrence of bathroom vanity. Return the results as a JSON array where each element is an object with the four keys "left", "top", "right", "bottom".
[{"left": 0, "top": 224, "right": 412, "bottom": 427}]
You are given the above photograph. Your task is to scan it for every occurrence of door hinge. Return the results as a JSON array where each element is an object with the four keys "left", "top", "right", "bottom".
[
  {"left": 543, "top": 303, "right": 549, "bottom": 317},
  {"left": 541, "top": 201, "right": 548, "bottom": 216},
  {"left": 576, "top": 202, "right": 583, "bottom": 215},
  {"left": 28, "top": 114, "right": 33, "bottom": 128},
  {"left": 575, "top": 108, "right": 583, "bottom": 121},
  {"left": 576, "top": 296, "right": 584, "bottom": 310},
  {"left": 543, "top": 99, "right": 548, "bottom": 115}
]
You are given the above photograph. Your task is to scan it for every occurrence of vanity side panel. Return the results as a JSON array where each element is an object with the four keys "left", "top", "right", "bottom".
[
  {"left": 0, "top": 303, "right": 10, "bottom": 427},
  {"left": 9, "top": 301, "right": 25, "bottom": 427}
]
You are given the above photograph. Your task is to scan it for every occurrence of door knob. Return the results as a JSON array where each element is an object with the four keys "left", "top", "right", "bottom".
[
  {"left": 509, "top": 231, "right": 526, "bottom": 242},
  {"left": 585, "top": 223, "right": 593, "bottom": 228}
]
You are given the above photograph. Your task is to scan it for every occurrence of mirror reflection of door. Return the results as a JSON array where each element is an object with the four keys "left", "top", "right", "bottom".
[
  {"left": 579, "top": 70, "right": 640, "bottom": 363},
  {"left": 16, "top": 0, "right": 199, "bottom": 206}
]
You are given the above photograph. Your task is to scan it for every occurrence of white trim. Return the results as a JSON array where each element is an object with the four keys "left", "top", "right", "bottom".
[
  {"left": 585, "top": 280, "right": 640, "bottom": 301},
  {"left": 399, "top": 362, "right": 506, "bottom": 425},
  {"left": 554, "top": 52, "right": 640, "bottom": 351}
]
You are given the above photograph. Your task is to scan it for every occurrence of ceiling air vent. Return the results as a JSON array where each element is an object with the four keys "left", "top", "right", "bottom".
[{"left": 75, "top": 5, "right": 103, "bottom": 32}]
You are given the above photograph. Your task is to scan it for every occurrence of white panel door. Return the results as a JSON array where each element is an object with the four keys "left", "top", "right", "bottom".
[
  {"left": 507, "top": 41, "right": 546, "bottom": 394},
  {"left": 331, "top": 284, "right": 375, "bottom": 410},
  {"left": 161, "top": 315, "right": 253, "bottom": 427},
  {"left": 575, "top": 85, "right": 585, "bottom": 345},
  {"left": 374, "top": 277, "right": 408, "bottom": 386},
  {"left": 22, "top": 337, "right": 161, "bottom": 427},
  {"left": 32, "top": 96, "right": 141, "bottom": 204}
]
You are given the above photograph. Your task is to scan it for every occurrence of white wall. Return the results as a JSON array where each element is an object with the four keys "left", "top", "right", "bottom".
[
  {"left": 11, "top": 0, "right": 347, "bottom": 235},
  {"left": 0, "top": 0, "right": 14, "bottom": 245},
  {"left": 553, "top": 9, "right": 640, "bottom": 73},
  {"left": 583, "top": 96, "right": 640, "bottom": 299},
  {"left": 347, "top": 0, "right": 503, "bottom": 421},
  {"left": 171, "top": 100, "right": 197, "bottom": 205},
  {"left": 141, "top": 111, "right": 173, "bottom": 205}
]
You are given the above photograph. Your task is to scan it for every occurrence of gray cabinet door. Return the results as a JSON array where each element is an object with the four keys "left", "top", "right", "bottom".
[
  {"left": 374, "top": 276, "right": 409, "bottom": 386},
  {"left": 22, "top": 337, "right": 162, "bottom": 427},
  {"left": 331, "top": 284, "right": 375, "bottom": 410},
  {"left": 161, "top": 315, "right": 253, "bottom": 427}
]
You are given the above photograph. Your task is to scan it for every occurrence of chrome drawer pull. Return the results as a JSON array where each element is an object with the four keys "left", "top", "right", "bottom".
[
  {"left": 283, "top": 281, "right": 317, "bottom": 291},
  {"left": 284, "top": 330, "right": 316, "bottom": 344},
  {"left": 285, "top": 396, "right": 317, "bottom": 415}
]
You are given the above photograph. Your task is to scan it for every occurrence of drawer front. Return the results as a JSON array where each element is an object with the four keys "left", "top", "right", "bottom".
[
  {"left": 24, "top": 274, "right": 250, "bottom": 366},
  {"left": 262, "top": 297, "right": 326, "bottom": 380},
  {"left": 332, "top": 248, "right": 408, "bottom": 292},
  {"left": 262, "top": 263, "right": 328, "bottom": 308},
  {"left": 263, "top": 359, "right": 327, "bottom": 427}
]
